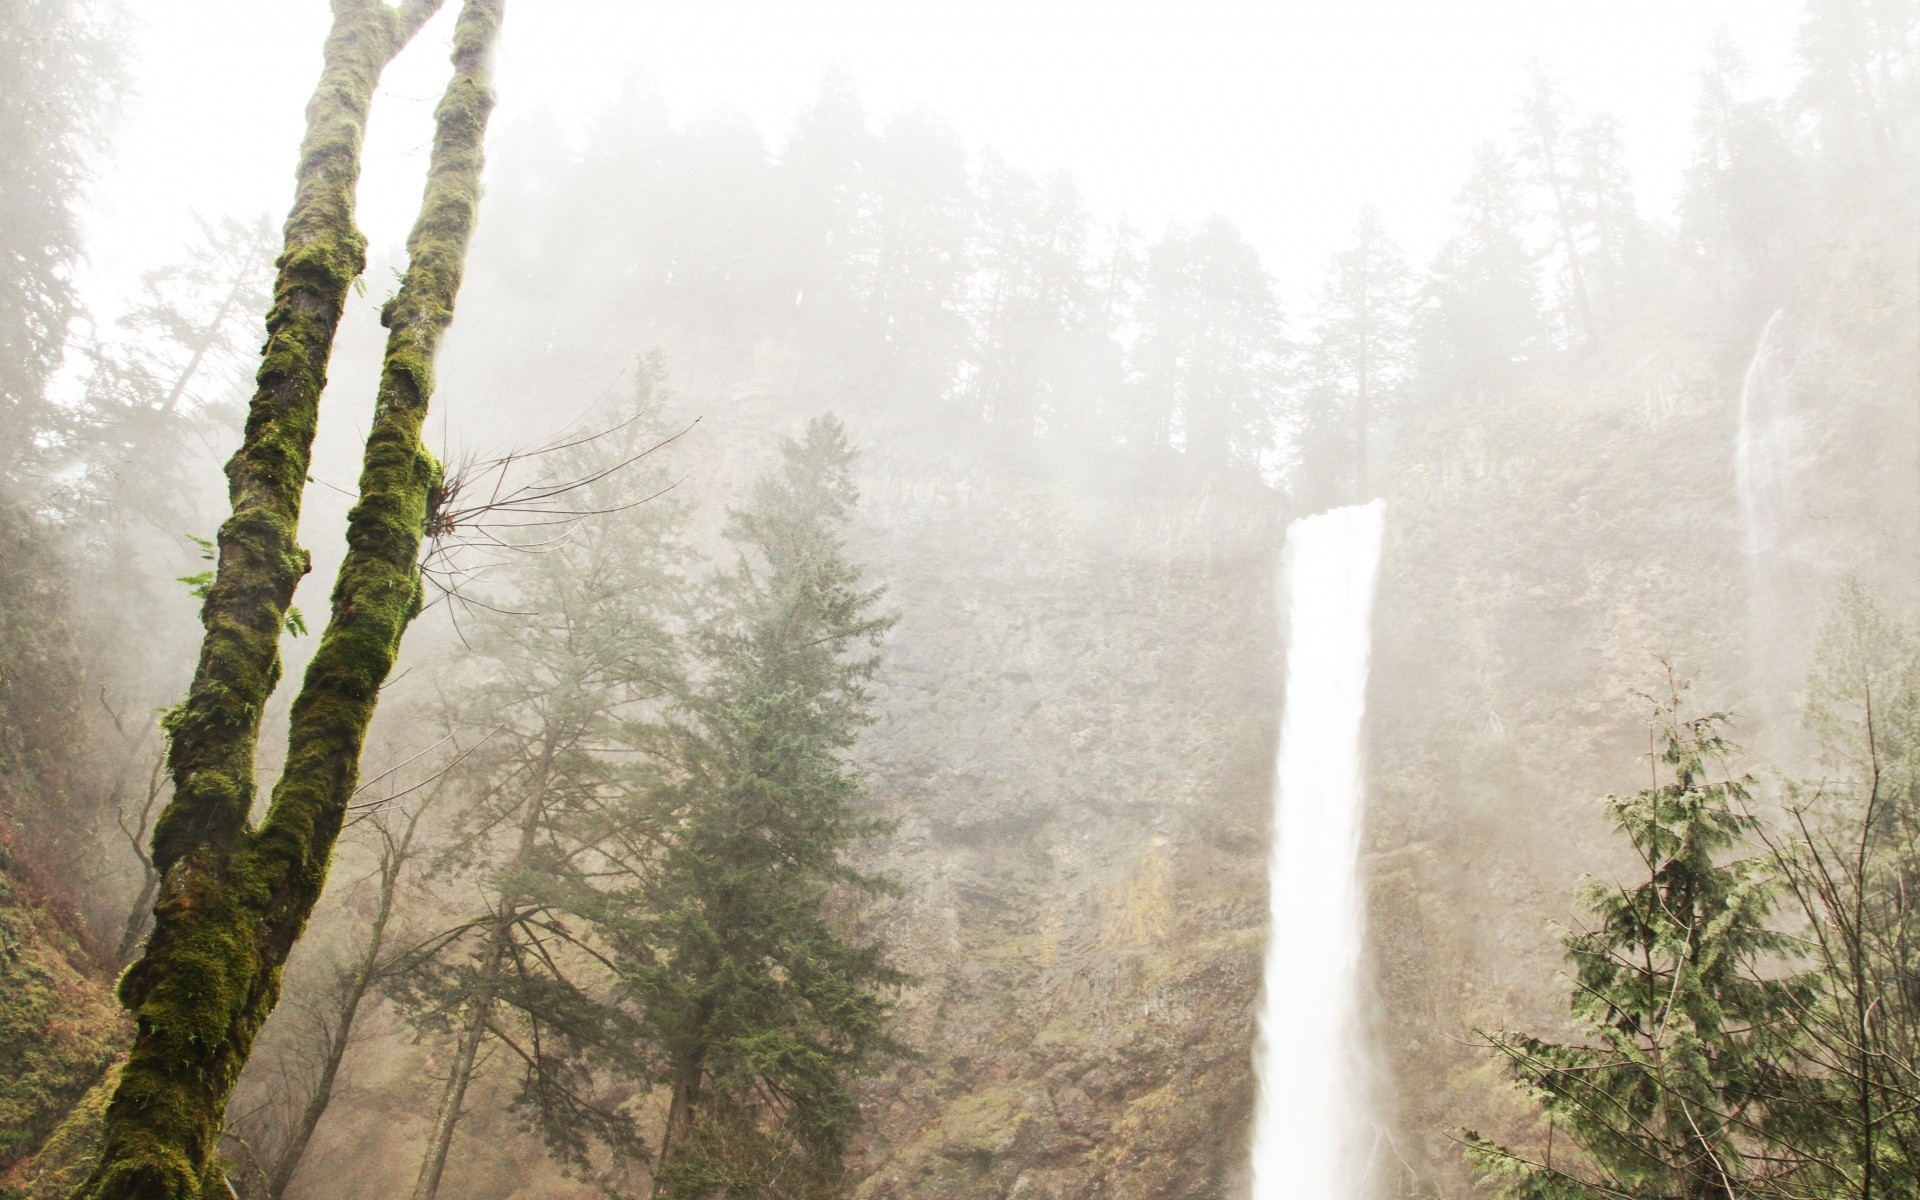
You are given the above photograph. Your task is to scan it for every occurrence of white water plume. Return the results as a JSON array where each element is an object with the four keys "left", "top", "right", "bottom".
[
  {"left": 1735, "top": 309, "right": 1788, "bottom": 559},
  {"left": 1249, "top": 499, "right": 1385, "bottom": 1200}
]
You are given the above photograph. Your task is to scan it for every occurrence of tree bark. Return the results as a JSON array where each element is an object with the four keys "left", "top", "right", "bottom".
[
  {"left": 409, "top": 765, "right": 548, "bottom": 1199},
  {"left": 650, "top": 1054, "right": 705, "bottom": 1200},
  {"left": 410, "top": 920, "right": 507, "bottom": 1200},
  {"left": 82, "top": 4, "right": 504, "bottom": 1196}
]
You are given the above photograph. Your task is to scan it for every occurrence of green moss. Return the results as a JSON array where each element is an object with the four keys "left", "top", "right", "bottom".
[
  {"left": 79, "top": 5, "right": 484, "bottom": 1199},
  {"left": 6, "top": 1062, "right": 120, "bottom": 1200},
  {"left": 933, "top": 1086, "right": 1030, "bottom": 1159},
  {"left": 0, "top": 840, "right": 123, "bottom": 1176}
]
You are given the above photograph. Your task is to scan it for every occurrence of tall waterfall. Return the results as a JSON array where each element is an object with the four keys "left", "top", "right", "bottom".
[{"left": 1249, "top": 499, "right": 1386, "bottom": 1200}]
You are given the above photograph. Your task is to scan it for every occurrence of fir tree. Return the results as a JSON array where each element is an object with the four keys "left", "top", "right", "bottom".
[
  {"left": 389, "top": 359, "right": 691, "bottom": 1200},
  {"left": 1465, "top": 690, "right": 1811, "bottom": 1200},
  {"left": 1562, "top": 113, "right": 1646, "bottom": 328},
  {"left": 0, "top": 0, "right": 122, "bottom": 477},
  {"left": 587, "top": 415, "right": 902, "bottom": 1200},
  {"left": 1679, "top": 33, "right": 1802, "bottom": 292}
]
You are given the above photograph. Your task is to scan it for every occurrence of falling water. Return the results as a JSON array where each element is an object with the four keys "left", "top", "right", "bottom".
[
  {"left": 1735, "top": 309, "right": 1789, "bottom": 559},
  {"left": 1249, "top": 499, "right": 1386, "bottom": 1200},
  {"left": 1733, "top": 309, "right": 1807, "bottom": 734}
]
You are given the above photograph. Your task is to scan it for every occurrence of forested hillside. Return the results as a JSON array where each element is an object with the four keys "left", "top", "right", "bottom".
[{"left": 0, "top": 2, "right": 1915, "bottom": 1198}]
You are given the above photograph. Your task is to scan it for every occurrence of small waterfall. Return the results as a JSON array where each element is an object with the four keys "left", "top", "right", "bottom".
[
  {"left": 1249, "top": 499, "right": 1386, "bottom": 1200},
  {"left": 1733, "top": 309, "right": 1809, "bottom": 736},
  {"left": 1735, "top": 309, "right": 1789, "bottom": 558}
]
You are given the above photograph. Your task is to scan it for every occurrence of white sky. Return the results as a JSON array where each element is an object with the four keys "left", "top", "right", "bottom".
[{"left": 82, "top": 0, "right": 1805, "bottom": 322}]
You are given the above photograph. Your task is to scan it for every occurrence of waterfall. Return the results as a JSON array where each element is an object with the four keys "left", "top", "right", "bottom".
[
  {"left": 1733, "top": 308, "right": 1808, "bottom": 734},
  {"left": 1249, "top": 499, "right": 1386, "bottom": 1200},
  {"left": 1735, "top": 309, "right": 1789, "bottom": 559}
]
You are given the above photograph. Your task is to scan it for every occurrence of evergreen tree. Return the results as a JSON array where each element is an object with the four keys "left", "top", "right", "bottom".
[
  {"left": 849, "top": 113, "right": 975, "bottom": 411},
  {"left": 1562, "top": 113, "right": 1647, "bottom": 328},
  {"left": 1516, "top": 66, "right": 1598, "bottom": 346},
  {"left": 0, "top": 0, "right": 121, "bottom": 478},
  {"left": 1418, "top": 143, "right": 1542, "bottom": 407},
  {"left": 1679, "top": 33, "right": 1803, "bottom": 293},
  {"left": 1794, "top": 0, "right": 1916, "bottom": 162},
  {"left": 586, "top": 415, "right": 902, "bottom": 1199},
  {"left": 1465, "top": 692, "right": 1810, "bottom": 1199},
  {"left": 1768, "top": 583, "right": 1920, "bottom": 1198},
  {"left": 1293, "top": 206, "right": 1416, "bottom": 508},
  {"left": 1132, "top": 215, "right": 1286, "bottom": 470},
  {"left": 390, "top": 359, "right": 690, "bottom": 1200},
  {"left": 967, "top": 158, "right": 1106, "bottom": 436},
  {"left": 0, "top": 0, "right": 124, "bottom": 929},
  {"left": 781, "top": 69, "right": 876, "bottom": 349}
]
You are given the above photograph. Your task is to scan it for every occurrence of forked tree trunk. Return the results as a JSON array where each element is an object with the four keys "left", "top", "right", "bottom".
[{"left": 83, "top": 3, "right": 503, "bottom": 1196}]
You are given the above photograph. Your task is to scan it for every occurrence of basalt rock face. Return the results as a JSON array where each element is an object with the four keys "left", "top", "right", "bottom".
[
  {"left": 833, "top": 428, "right": 1285, "bottom": 1200},
  {"left": 1361, "top": 276, "right": 1920, "bottom": 1196}
]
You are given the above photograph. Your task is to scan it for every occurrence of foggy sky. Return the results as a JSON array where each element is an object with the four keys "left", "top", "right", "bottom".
[{"left": 82, "top": 1, "right": 1801, "bottom": 327}]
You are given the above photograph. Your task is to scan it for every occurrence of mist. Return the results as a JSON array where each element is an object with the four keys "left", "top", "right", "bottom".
[{"left": 3, "top": 2, "right": 1916, "bottom": 1199}]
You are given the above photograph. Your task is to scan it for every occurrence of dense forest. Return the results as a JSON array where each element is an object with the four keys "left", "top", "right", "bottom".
[{"left": 0, "top": 1, "right": 1916, "bottom": 1198}]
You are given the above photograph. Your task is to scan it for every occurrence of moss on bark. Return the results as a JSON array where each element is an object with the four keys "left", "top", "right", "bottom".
[{"left": 79, "top": 3, "right": 507, "bottom": 1198}]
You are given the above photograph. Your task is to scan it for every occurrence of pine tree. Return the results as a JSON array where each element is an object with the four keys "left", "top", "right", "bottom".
[
  {"left": 1465, "top": 691, "right": 1810, "bottom": 1199},
  {"left": 587, "top": 415, "right": 902, "bottom": 1199}
]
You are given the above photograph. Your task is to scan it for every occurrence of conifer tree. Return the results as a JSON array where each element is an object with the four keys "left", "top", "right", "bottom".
[
  {"left": 968, "top": 159, "right": 1106, "bottom": 436},
  {"left": 1294, "top": 206, "right": 1415, "bottom": 507},
  {"left": 1680, "top": 33, "right": 1802, "bottom": 292},
  {"left": 1133, "top": 216, "right": 1286, "bottom": 470},
  {"left": 390, "top": 361, "right": 690, "bottom": 1200},
  {"left": 1419, "top": 143, "right": 1542, "bottom": 407},
  {"left": 1562, "top": 114, "right": 1645, "bottom": 328},
  {"left": 1767, "top": 584, "right": 1920, "bottom": 1198},
  {"left": 0, "top": 0, "right": 122, "bottom": 477},
  {"left": 1794, "top": 0, "right": 1915, "bottom": 162},
  {"left": 584, "top": 415, "right": 902, "bottom": 1199},
  {"left": 1465, "top": 692, "right": 1809, "bottom": 1199},
  {"left": 1516, "top": 66, "right": 1598, "bottom": 346}
]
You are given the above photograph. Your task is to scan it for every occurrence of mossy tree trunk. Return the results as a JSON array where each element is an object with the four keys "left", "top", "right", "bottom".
[{"left": 83, "top": 3, "right": 504, "bottom": 1196}]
